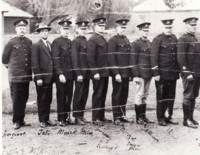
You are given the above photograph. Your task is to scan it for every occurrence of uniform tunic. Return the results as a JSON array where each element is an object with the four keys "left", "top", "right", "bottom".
[
  {"left": 71, "top": 36, "right": 90, "bottom": 118},
  {"left": 52, "top": 36, "right": 74, "bottom": 121},
  {"left": 2, "top": 36, "right": 32, "bottom": 123},
  {"left": 177, "top": 33, "right": 200, "bottom": 114},
  {"left": 151, "top": 33, "right": 179, "bottom": 121},
  {"left": 87, "top": 33, "right": 109, "bottom": 121},
  {"left": 108, "top": 34, "right": 132, "bottom": 119},
  {"left": 131, "top": 38, "right": 152, "bottom": 105}
]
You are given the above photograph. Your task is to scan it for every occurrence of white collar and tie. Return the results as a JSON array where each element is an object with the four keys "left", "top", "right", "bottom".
[{"left": 42, "top": 38, "right": 51, "bottom": 51}]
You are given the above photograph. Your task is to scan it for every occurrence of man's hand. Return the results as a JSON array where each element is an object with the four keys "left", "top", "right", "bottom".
[
  {"left": 154, "top": 75, "right": 160, "bottom": 81},
  {"left": 134, "top": 77, "right": 141, "bottom": 84},
  {"left": 77, "top": 75, "right": 83, "bottom": 82},
  {"left": 94, "top": 73, "right": 100, "bottom": 80},
  {"left": 187, "top": 74, "right": 194, "bottom": 81},
  {"left": 37, "top": 79, "right": 43, "bottom": 86},
  {"left": 59, "top": 74, "right": 66, "bottom": 83},
  {"left": 115, "top": 74, "right": 122, "bottom": 83}
]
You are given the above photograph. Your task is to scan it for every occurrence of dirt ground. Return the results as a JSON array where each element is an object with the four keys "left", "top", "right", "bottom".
[
  {"left": 2, "top": 110, "right": 200, "bottom": 155},
  {"left": 2, "top": 79, "right": 200, "bottom": 155}
]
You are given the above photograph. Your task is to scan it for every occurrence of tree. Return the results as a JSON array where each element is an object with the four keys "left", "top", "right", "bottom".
[
  {"left": 164, "top": 0, "right": 185, "bottom": 9},
  {"left": 3, "top": 0, "right": 143, "bottom": 31}
]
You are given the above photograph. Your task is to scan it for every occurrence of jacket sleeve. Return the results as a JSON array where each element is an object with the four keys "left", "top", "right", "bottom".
[
  {"left": 31, "top": 43, "right": 42, "bottom": 80},
  {"left": 51, "top": 39, "right": 64, "bottom": 75},
  {"left": 71, "top": 39, "right": 81, "bottom": 76},
  {"left": 87, "top": 39, "right": 98, "bottom": 75},
  {"left": 150, "top": 37, "right": 160, "bottom": 76},
  {"left": 2, "top": 41, "right": 12, "bottom": 67},
  {"left": 177, "top": 37, "right": 191, "bottom": 76},
  {"left": 130, "top": 41, "right": 139, "bottom": 77},
  {"left": 108, "top": 38, "right": 119, "bottom": 75}
]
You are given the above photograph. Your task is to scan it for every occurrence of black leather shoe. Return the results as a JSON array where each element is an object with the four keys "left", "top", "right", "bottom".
[
  {"left": 81, "top": 117, "right": 90, "bottom": 123},
  {"left": 183, "top": 120, "right": 198, "bottom": 129},
  {"left": 136, "top": 118, "right": 146, "bottom": 125},
  {"left": 46, "top": 120, "right": 56, "bottom": 126},
  {"left": 191, "top": 119, "right": 199, "bottom": 125},
  {"left": 58, "top": 121, "right": 67, "bottom": 127},
  {"left": 120, "top": 116, "right": 130, "bottom": 123},
  {"left": 158, "top": 120, "right": 167, "bottom": 126},
  {"left": 75, "top": 117, "right": 85, "bottom": 125},
  {"left": 101, "top": 118, "right": 112, "bottom": 123},
  {"left": 66, "top": 118, "right": 75, "bottom": 125},
  {"left": 13, "top": 122, "right": 20, "bottom": 130},
  {"left": 92, "top": 120, "right": 104, "bottom": 126},
  {"left": 114, "top": 119, "right": 123, "bottom": 126},
  {"left": 165, "top": 118, "right": 178, "bottom": 125},
  {"left": 143, "top": 117, "right": 155, "bottom": 124},
  {"left": 40, "top": 122, "right": 47, "bottom": 128},
  {"left": 20, "top": 121, "right": 31, "bottom": 126}
]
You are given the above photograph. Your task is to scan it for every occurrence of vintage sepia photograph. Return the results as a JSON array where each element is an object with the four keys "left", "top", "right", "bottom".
[{"left": 1, "top": 0, "right": 200, "bottom": 154}]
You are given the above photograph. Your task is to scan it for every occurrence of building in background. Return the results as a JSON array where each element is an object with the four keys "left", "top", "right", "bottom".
[
  {"left": 130, "top": 0, "right": 200, "bottom": 40},
  {"left": 2, "top": 1, "right": 32, "bottom": 34}
]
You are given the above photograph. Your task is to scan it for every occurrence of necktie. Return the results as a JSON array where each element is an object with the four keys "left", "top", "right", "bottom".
[{"left": 46, "top": 40, "right": 51, "bottom": 51}]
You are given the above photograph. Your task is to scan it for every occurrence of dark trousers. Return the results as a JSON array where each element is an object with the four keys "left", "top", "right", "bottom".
[
  {"left": 182, "top": 75, "right": 200, "bottom": 120},
  {"left": 92, "top": 77, "right": 108, "bottom": 121},
  {"left": 36, "top": 82, "right": 53, "bottom": 122},
  {"left": 155, "top": 79, "right": 176, "bottom": 121},
  {"left": 182, "top": 75, "right": 200, "bottom": 106},
  {"left": 56, "top": 80, "right": 73, "bottom": 121},
  {"left": 10, "top": 82, "right": 29, "bottom": 123},
  {"left": 73, "top": 79, "right": 90, "bottom": 117},
  {"left": 112, "top": 78, "right": 129, "bottom": 119}
]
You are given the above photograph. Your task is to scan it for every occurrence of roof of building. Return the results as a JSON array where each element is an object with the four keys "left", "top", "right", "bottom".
[
  {"left": 133, "top": 0, "right": 170, "bottom": 12},
  {"left": 2, "top": 1, "right": 33, "bottom": 18}
]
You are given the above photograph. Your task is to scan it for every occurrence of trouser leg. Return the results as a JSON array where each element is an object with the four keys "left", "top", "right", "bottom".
[
  {"left": 10, "top": 82, "right": 29, "bottom": 123},
  {"left": 166, "top": 80, "right": 176, "bottom": 119},
  {"left": 36, "top": 83, "right": 53, "bottom": 122},
  {"left": 92, "top": 77, "right": 108, "bottom": 121},
  {"left": 73, "top": 79, "right": 89, "bottom": 117},
  {"left": 120, "top": 78, "right": 129, "bottom": 116},
  {"left": 155, "top": 80, "right": 167, "bottom": 121}
]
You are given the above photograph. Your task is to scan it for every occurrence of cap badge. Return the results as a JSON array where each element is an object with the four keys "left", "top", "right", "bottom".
[
  {"left": 167, "top": 21, "right": 170, "bottom": 24},
  {"left": 19, "top": 21, "right": 25, "bottom": 25},
  {"left": 82, "top": 22, "right": 86, "bottom": 26}
]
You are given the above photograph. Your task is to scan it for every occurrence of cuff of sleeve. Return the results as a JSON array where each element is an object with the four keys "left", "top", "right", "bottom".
[
  {"left": 153, "top": 70, "right": 159, "bottom": 76},
  {"left": 34, "top": 74, "right": 42, "bottom": 81}
]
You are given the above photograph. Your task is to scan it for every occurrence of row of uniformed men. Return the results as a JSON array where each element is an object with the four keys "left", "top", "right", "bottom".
[{"left": 2, "top": 15, "right": 200, "bottom": 130}]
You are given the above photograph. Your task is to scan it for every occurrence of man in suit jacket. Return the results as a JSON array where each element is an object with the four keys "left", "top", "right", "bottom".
[
  {"left": 131, "top": 22, "right": 154, "bottom": 125},
  {"left": 108, "top": 17, "right": 133, "bottom": 126},
  {"left": 72, "top": 16, "right": 90, "bottom": 125},
  {"left": 2, "top": 18, "right": 32, "bottom": 129},
  {"left": 31, "top": 23, "right": 56, "bottom": 128},
  {"left": 52, "top": 18, "right": 74, "bottom": 126}
]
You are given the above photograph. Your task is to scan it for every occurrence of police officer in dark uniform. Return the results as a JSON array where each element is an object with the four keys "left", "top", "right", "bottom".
[
  {"left": 87, "top": 15, "right": 111, "bottom": 126},
  {"left": 52, "top": 18, "right": 74, "bottom": 126},
  {"left": 131, "top": 22, "right": 154, "bottom": 125},
  {"left": 32, "top": 23, "right": 56, "bottom": 128},
  {"left": 72, "top": 16, "right": 90, "bottom": 125},
  {"left": 151, "top": 19, "right": 179, "bottom": 126},
  {"left": 177, "top": 17, "right": 200, "bottom": 129},
  {"left": 2, "top": 18, "right": 32, "bottom": 129},
  {"left": 108, "top": 18, "right": 132, "bottom": 125}
]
